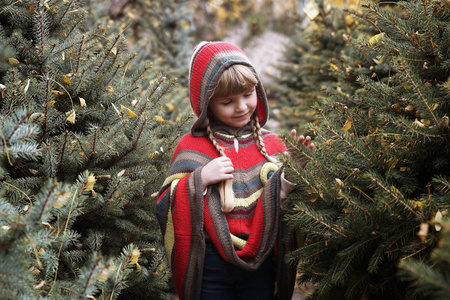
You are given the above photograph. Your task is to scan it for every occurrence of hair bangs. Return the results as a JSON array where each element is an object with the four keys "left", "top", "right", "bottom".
[{"left": 211, "top": 64, "right": 258, "bottom": 99}]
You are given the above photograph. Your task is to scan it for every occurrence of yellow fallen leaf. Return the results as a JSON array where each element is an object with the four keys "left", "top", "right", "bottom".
[
  {"left": 66, "top": 110, "right": 76, "bottom": 124},
  {"left": 54, "top": 191, "right": 71, "bottom": 209},
  {"left": 52, "top": 90, "right": 65, "bottom": 96},
  {"left": 125, "top": 108, "right": 137, "bottom": 117},
  {"left": 63, "top": 75, "right": 72, "bottom": 86},
  {"left": 335, "top": 178, "right": 345, "bottom": 187},
  {"left": 130, "top": 248, "right": 141, "bottom": 265},
  {"left": 106, "top": 85, "right": 114, "bottom": 92},
  {"left": 98, "top": 265, "right": 116, "bottom": 282},
  {"left": 303, "top": 1, "right": 320, "bottom": 20},
  {"left": 166, "top": 102, "right": 174, "bottom": 112},
  {"left": 9, "top": 58, "right": 19, "bottom": 66},
  {"left": 79, "top": 97, "right": 86, "bottom": 107},
  {"left": 153, "top": 116, "right": 165, "bottom": 122},
  {"left": 417, "top": 222, "right": 429, "bottom": 242},
  {"left": 330, "top": 63, "right": 339, "bottom": 71},
  {"left": 342, "top": 117, "right": 352, "bottom": 131},
  {"left": 421, "top": 119, "right": 430, "bottom": 126},
  {"left": 85, "top": 174, "right": 96, "bottom": 192},
  {"left": 434, "top": 211, "right": 443, "bottom": 231},
  {"left": 368, "top": 32, "right": 385, "bottom": 46},
  {"left": 120, "top": 105, "right": 138, "bottom": 117}
]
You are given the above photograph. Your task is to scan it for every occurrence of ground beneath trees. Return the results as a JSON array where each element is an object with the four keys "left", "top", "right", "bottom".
[{"left": 222, "top": 24, "right": 289, "bottom": 86}]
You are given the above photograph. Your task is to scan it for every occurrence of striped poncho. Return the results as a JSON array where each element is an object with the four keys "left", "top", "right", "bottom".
[{"left": 156, "top": 124, "right": 296, "bottom": 300}]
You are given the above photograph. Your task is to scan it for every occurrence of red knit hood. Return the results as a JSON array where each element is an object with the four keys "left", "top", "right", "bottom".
[{"left": 188, "top": 41, "right": 269, "bottom": 136}]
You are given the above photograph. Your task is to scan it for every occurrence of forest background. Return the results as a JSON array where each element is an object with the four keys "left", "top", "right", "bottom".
[{"left": 0, "top": 0, "right": 449, "bottom": 300}]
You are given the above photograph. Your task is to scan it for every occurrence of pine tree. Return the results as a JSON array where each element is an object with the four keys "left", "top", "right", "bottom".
[
  {"left": 86, "top": 0, "right": 195, "bottom": 125},
  {"left": 0, "top": 0, "right": 188, "bottom": 298},
  {"left": 398, "top": 220, "right": 450, "bottom": 299},
  {"left": 280, "top": 1, "right": 450, "bottom": 299},
  {"left": 270, "top": 4, "right": 365, "bottom": 132}
]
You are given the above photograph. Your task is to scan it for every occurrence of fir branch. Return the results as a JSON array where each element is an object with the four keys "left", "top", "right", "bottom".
[
  {"left": 347, "top": 5, "right": 382, "bottom": 33},
  {"left": 0, "top": 129, "right": 13, "bottom": 166},
  {"left": 37, "top": 9, "right": 46, "bottom": 54},
  {"left": 98, "top": 33, "right": 122, "bottom": 70},
  {"left": 361, "top": 3, "right": 425, "bottom": 53},
  {"left": 330, "top": 125, "right": 371, "bottom": 164},
  {"left": 92, "top": 126, "right": 98, "bottom": 155},
  {"left": 432, "top": 175, "right": 450, "bottom": 193},
  {"left": 144, "top": 76, "right": 165, "bottom": 110},
  {"left": 283, "top": 158, "right": 320, "bottom": 198},
  {"left": 121, "top": 54, "right": 138, "bottom": 83},
  {"left": 16, "top": 85, "right": 33, "bottom": 111},
  {"left": 82, "top": 256, "right": 103, "bottom": 297},
  {"left": 103, "top": 39, "right": 127, "bottom": 86},
  {"left": 23, "top": 229, "right": 42, "bottom": 269},
  {"left": 368, "top": 174, "right": 424, "bottom": 219},
  {"left": 43, "top": 77, "right": 50, "bottom": 139},
  {"left": 317, "top": 108, "right": 371, "bottom": 164},
  {"left": 75, "top": 34, "right": 85, "bottom": 74},
  {"left": 153, "top": 78, "right": 176, "bottom": 106},
  {"left": 340, "top": 192, "right": 379, "bottom": 227},
  {"left": 353, "top": 109, "right": 378, "bottom": 132},
  {"left": 76, "top": 135, "right": 87, "bottom": 157},
  {"left": 0, "top": 181, "right": 32, "bottom": 204},
  {"left": 399, "top": 61, "right": 440, "bottom": 130},
  {"left": 64, "top": 14, "right": 84, "bottom": 40},
  {"left": 421, "top": 0, "right": 436, "bottom": 52},
  {"left": 6, "top": 111, "right": 28, "bottom": 141},
  {"left": 51, "top": 188, "right": 84, "bottom": 295},
  {"left": 131, "top": 62, "right": 152, "bottom": 86},
  {"left": 114, "top": 86, "right": 139, "bottom": 104},
  {"left": 299, "top": 207, "right": 348, "bottom": 239},
  {"left": 56, "top": 0, "right": 76, "bottom": 28},
  {"left": 46, "top": 141, "right": 56, "bottom": 177},
  {"left": 400, "top": 244, "right": 430, "bottom": 261},
  {"left": 395, "top": 118, "right": 441, "bottom": 139},
  {"left": 12, "top": 33, "right": 41, "bottom": 62},
  {"left": 57, "top": 131, "right": 68, "bottom": 171},
  {"left": 110, "top": 117, "right": 148, "bottom": 166}
]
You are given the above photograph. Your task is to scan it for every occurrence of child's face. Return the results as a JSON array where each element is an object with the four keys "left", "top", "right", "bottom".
[{"left": 209, "top": 87, "right": 257, "bottom": 131}]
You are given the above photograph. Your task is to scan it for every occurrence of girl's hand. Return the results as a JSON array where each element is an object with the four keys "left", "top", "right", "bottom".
[
  {"left": 201, "top": 157, "right": 234, "bottom": 190},
  {"left": 289, "top": 129, "right": 314, "bottom": 169}
]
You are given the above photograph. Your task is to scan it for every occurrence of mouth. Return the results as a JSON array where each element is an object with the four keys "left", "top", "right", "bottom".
[{"left": 234, "top": 112, "right": 250, "bottom": 120}]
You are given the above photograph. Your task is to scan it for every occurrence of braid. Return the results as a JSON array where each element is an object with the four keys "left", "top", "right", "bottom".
[
  {"left": 251, "top": 114, "right": 278, "bottom": 163},
  {"left": 206, "top": 117, "right": 225, "bottom": 157},
  {"left": 205, "top": 117, "right": 235, "bottom": 213}
]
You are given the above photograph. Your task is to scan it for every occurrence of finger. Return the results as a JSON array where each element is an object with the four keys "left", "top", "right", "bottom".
[
  {"left": 224, "top": 166, "right": 234, "bottom": 173},
  {"left": 309, "top": 142, "right": 315, "bottom": 150},
  {"left": 303, "top": 136, "right": 311, "bottom": 147},
  {"left": 221, "top": 173, "right": 233, "bottom": 180},
  {"left": 297, "top": 135, "right": 305, "bottom": 144},
  {"left": 290, "top": 129, "right": 297, "bottom": 139}
]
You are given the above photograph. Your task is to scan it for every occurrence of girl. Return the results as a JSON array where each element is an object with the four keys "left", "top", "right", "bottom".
[{"left": 156, "top": 41, "right": 313, "bottom": 300}]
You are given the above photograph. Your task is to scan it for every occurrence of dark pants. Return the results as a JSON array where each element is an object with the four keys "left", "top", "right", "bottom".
[{"left": 200, "top": 240, "right": 275, "bottom": 300}]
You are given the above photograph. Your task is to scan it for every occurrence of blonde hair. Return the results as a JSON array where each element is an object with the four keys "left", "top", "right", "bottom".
[
  {"left": 206, "top": 65, "right": 277, "bottom": 213},
  {"left": 211, "top": 64, "right": 258, "bottom": 99}
]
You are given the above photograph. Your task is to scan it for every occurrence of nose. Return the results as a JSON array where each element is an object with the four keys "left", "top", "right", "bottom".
[{"left": 235, "top": 97, "right": 246, "bottom": 111}]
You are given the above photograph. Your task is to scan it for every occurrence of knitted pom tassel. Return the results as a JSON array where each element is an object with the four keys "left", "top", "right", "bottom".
[{"left": 219, "top": 179, "right": 234, "bottom": 213}]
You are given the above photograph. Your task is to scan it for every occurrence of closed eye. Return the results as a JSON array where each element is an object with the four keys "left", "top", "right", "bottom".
[{"left": 244, "top": 89, "right": 255, "bottom": 97}]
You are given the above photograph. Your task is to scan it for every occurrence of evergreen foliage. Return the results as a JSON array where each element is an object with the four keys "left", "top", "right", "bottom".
[
  {"left": 280, "top": 1, "right": 450, "bottom": 299},
  {"left": 0, "top": 0, "right": 189, "bottom": 298},
  {"left": 270, "top": 4, "right": 366, "bottom": 132}
]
